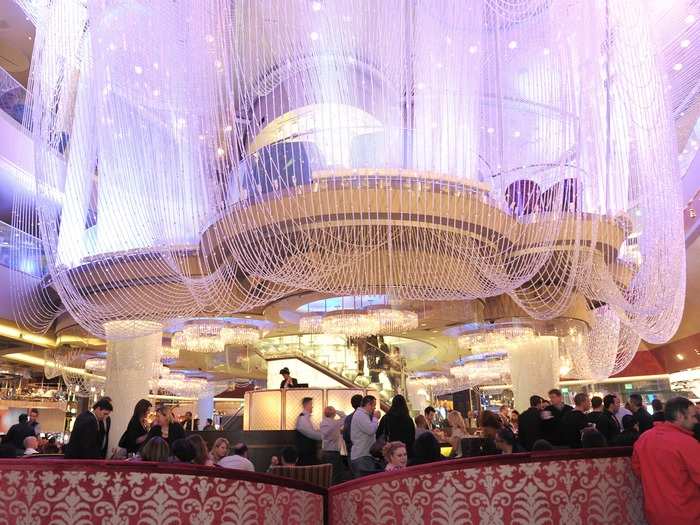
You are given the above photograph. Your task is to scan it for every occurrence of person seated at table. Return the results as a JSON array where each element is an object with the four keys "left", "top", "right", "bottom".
[
  {"left": 187, "top": 434, "right": 213, "bottom": 466},
  {"left": 170, "top": 438, "right": 197, "bottom": 463},
  {"left": 531, "top": 439, "right": 553, "bottom": 451},
  {"left": 480, "top": 411, "right": 503, "bottom": 455},
  {"left": 494, "top": 427, "right": 524, "bottom": 454},
  {"left": 581, "top": 428, "right": 607, "bottom": 448},
  {"left": 408, "top": 432, "right": 444, "bottom": 466},
  {"left": 447, "top": 411, "right": 468, "bottom": 457},
  {"left": 414, "top": 414, "right": 429, "bottom": 439},
  {"left": 23, "top": 436, "right": 39, "bottom": 455},
  {"left": 209, "top": 438, "right": 230, "bottom": 465},
  {"left": 383, "top": 441, "right": 408, "bottom": 471},
  {"left": 219, "top": 442, "right": 255, "bottom": 472},
  {"left": 612, "top": 415, "right": 640, "bottom": 446},
  {"left": 140, "top": 436, "right": 170, "bottom": 462},
  {"left": 280, "top": 368, "right": 299, "bottom": 389}
]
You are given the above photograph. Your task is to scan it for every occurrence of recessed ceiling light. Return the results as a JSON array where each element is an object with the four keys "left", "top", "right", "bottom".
[
  {"left": 312, "top": 1, "right": 322, "bottom": 11},
  {"left": 685, "top": 14, "right": 696, "bottom": 24},
  {"left": 310, "top": 32, "right": 320, "bottom": 41},
  {"left": 681, "top": 39, "right": 690, "bottom": 48},
  {"left": 508, "top": 40, "right": 518, "bottom": 49},
  {"left": 468, "top": 45, "right": 478, "bottom": 54},
  {"left": 676, "top": 353, "right": 685, "bottom": 360},
  {"left": 673, "top": 63, "right": 683, "bottom": 71},
  {"left": 134, "top": 65, "right": 143, "bottom": 75}
]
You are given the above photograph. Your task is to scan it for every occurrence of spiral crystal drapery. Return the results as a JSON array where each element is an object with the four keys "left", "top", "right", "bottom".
[
  {"left": 172, "top": 321, "right": 261, "bottom": 353},
  {"left": 11, "top": 1, "right": 685, "bottom": 377}
]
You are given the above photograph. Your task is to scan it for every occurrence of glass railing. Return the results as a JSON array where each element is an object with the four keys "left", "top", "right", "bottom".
[
  {"left": 0, "top": 66, "right": 29, "bottom": 129},
  {"left": 0, "top": 220, "right": 47, "bottom": 278}
]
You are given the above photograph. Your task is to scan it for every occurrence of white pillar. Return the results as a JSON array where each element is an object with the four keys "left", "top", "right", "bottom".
[
  {"left": 197, "top": 395, "right": 214, "bottom": 429},
  {"left": 508, "top": 337, "right": 560, "bottom": 413},
  {"left": 104, "top": 321, "right": 162, "bottom": 455}
]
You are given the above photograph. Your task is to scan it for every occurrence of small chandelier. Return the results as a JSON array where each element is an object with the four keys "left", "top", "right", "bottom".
[
  {"left": 161, "top": 345, "right": 180, "bottom": 362},
  {"left": 172, "top": 320, "right": 261, "bottom": 353},
  {"left": 321, "top": 310, "right": 381, "bottom": 338},
  {"left": 450, "top": 355, "right": 510, "bottom": 385},
  {"left": 84, "top": 357, "right": 106, "bottom": 373},
  {"left": 299, "top": 308, "right": 418, "bottom": 337},
  {"left": 457, "top": 322, "right": 536, "bottom": 351}
]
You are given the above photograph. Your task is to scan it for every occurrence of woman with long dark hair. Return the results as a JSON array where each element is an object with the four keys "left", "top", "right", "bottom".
[
  {"left": 119, "top": 399, "right": 152, "bottom": 455},
  {"left": 376, "top": 394, "right": 416, "bottom": 457}
]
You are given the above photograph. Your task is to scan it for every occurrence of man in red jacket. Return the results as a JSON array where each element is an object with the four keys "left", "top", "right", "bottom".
[{"left": 632, "top": 396, "right": 700, "bottom": 525}]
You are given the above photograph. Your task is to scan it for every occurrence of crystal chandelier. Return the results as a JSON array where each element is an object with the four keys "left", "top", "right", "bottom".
[
  {"left": 14, "top": 1, "right": 686, "bottom": 380},
  {"left": 160, "top": 345, "right": 180, "bottom": 362},
  {"left": 450, "top": 355, "right": 511, "bottom": 385},
  {"left": 300, "top": 308, "right": 418, "bottom": 337},
  {"left": 172, "top": 321, "right": 261, "bottom": 353},
  {"left": 158, "top": 372, "right": 209, "bottom": 398},
  {"left": 84, "top": 357, "right": 106, "bottom": 373}
]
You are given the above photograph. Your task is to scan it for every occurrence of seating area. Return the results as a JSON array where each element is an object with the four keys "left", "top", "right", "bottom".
[{"left": 0, "top": 448, "right": 641, "bottom": 525}]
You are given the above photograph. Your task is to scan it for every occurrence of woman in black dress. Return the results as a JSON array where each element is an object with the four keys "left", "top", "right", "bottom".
[
  {"left": 145, "top": 405, "right": 185, "bottom": 448},
  {"left": 119, "top": 399, "right": 152, "bottom": 455},
  {"left": 376, "top": 394, "right": 416, "bottom": 457}
]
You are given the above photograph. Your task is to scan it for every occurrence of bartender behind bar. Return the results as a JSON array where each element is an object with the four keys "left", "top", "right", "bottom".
[{"left": 280, "top": 367, "right": 299, "bottom": 389}]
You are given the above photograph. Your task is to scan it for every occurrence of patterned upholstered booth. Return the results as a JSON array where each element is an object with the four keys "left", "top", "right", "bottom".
[
  {"left": 0, "top": 448, "right": 644, "bottom": 524},
  {"left": 329, "top": 448, "right": 645, "bottom": 525},
  {"left": 0, "top": 459, "right": 325, "bottom": 524}
]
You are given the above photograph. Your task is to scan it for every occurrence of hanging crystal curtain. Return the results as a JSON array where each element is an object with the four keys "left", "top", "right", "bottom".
[{"left": 13, "top": 0, "right": 684, "bottom": 359}]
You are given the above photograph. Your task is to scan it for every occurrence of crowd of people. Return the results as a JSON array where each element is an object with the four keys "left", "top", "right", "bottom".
[{"left": 1, "top": 388, "right": 698, "bottom": 523}]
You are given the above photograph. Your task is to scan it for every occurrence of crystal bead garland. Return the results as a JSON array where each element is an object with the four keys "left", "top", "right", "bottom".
[{"left": 12, "top": 1, "right": 687, "bottom": 381}]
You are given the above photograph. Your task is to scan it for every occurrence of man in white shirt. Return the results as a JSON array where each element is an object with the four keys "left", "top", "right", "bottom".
[
  {"left": 320, "top": 406, "right": 345, "bottom": 484},
  {"left": 350, "top": 395, "right": 381, "bottom": 478},
  {"left": 295, "top": 397, "right": 322, "bottom": 465},
  {"left": 23, "top": 436, "right": 39, "bottom": 455},
  {"left": 218, "top": 442, "right": 255, "bottom": 472},
  {"left": 614, "top": 394, "right": 633, "bottom": 427}
]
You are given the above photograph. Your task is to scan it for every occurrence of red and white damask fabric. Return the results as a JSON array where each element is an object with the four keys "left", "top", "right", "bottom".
[
  {"left": 0, "top": 466, "right": 324, "bottom": 525},
  {"left": 330, "top": 456, "right": 646, "bottom": 525}
]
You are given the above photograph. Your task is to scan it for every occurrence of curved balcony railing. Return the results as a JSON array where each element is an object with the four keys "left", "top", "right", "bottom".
[
  {"left": 0, "top": 220, "right": 47, "bottom": 278},
  {"left": 0, "top": 67, "right": 29, "bottom": 129}
]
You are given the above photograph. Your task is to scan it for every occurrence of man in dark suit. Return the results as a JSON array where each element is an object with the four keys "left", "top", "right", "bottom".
[
  {"left": 651, "top": 398, "right": 665, "bottom": 423},
  {"left": 596, "top": 394, "right": 621, "bottom": 444},
  {"left": 545, "top": 388, "right": 573, "bottom": 446},
  {"left": 587, "top": 396, "right": 604, "bottom": 428},
  {"left": 629, "top": 393, "right": 654, "bottom": 434},
  {"left": 65, "top": 398, "right": 113, "bottom": 459},
  {"left": 279, "top": 367, "right": 299, "bottom": 389},
  {"left": 181, "top": 411, "right": 196, "bottom": 432},
  {"left": 6, "top": 414, "right": 35, "bottom": 452},
  {"left": 518, "top": 395, "right": 545, "bottom": 451},
  {"left": 561, "top": 393, "right": 591, "bottom": 448}
]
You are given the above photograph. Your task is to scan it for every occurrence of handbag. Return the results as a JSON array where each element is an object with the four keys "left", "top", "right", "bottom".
[{"left": 370, "top": 416, "right": 389, "bottom": 458}]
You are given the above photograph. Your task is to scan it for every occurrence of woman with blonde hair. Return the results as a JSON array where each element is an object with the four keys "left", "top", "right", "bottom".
[
  {"left": 447, "top": 410, "right": 468, "bottom": 457},
  {"left": 210, "top": 437, "right": 230, "bottom": 465},
  {"left": 145, "top": 405, "right": 185, "bottom": 447},
  {"left": 382, "top": 441, "right": 408, "bottom": 471}
]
